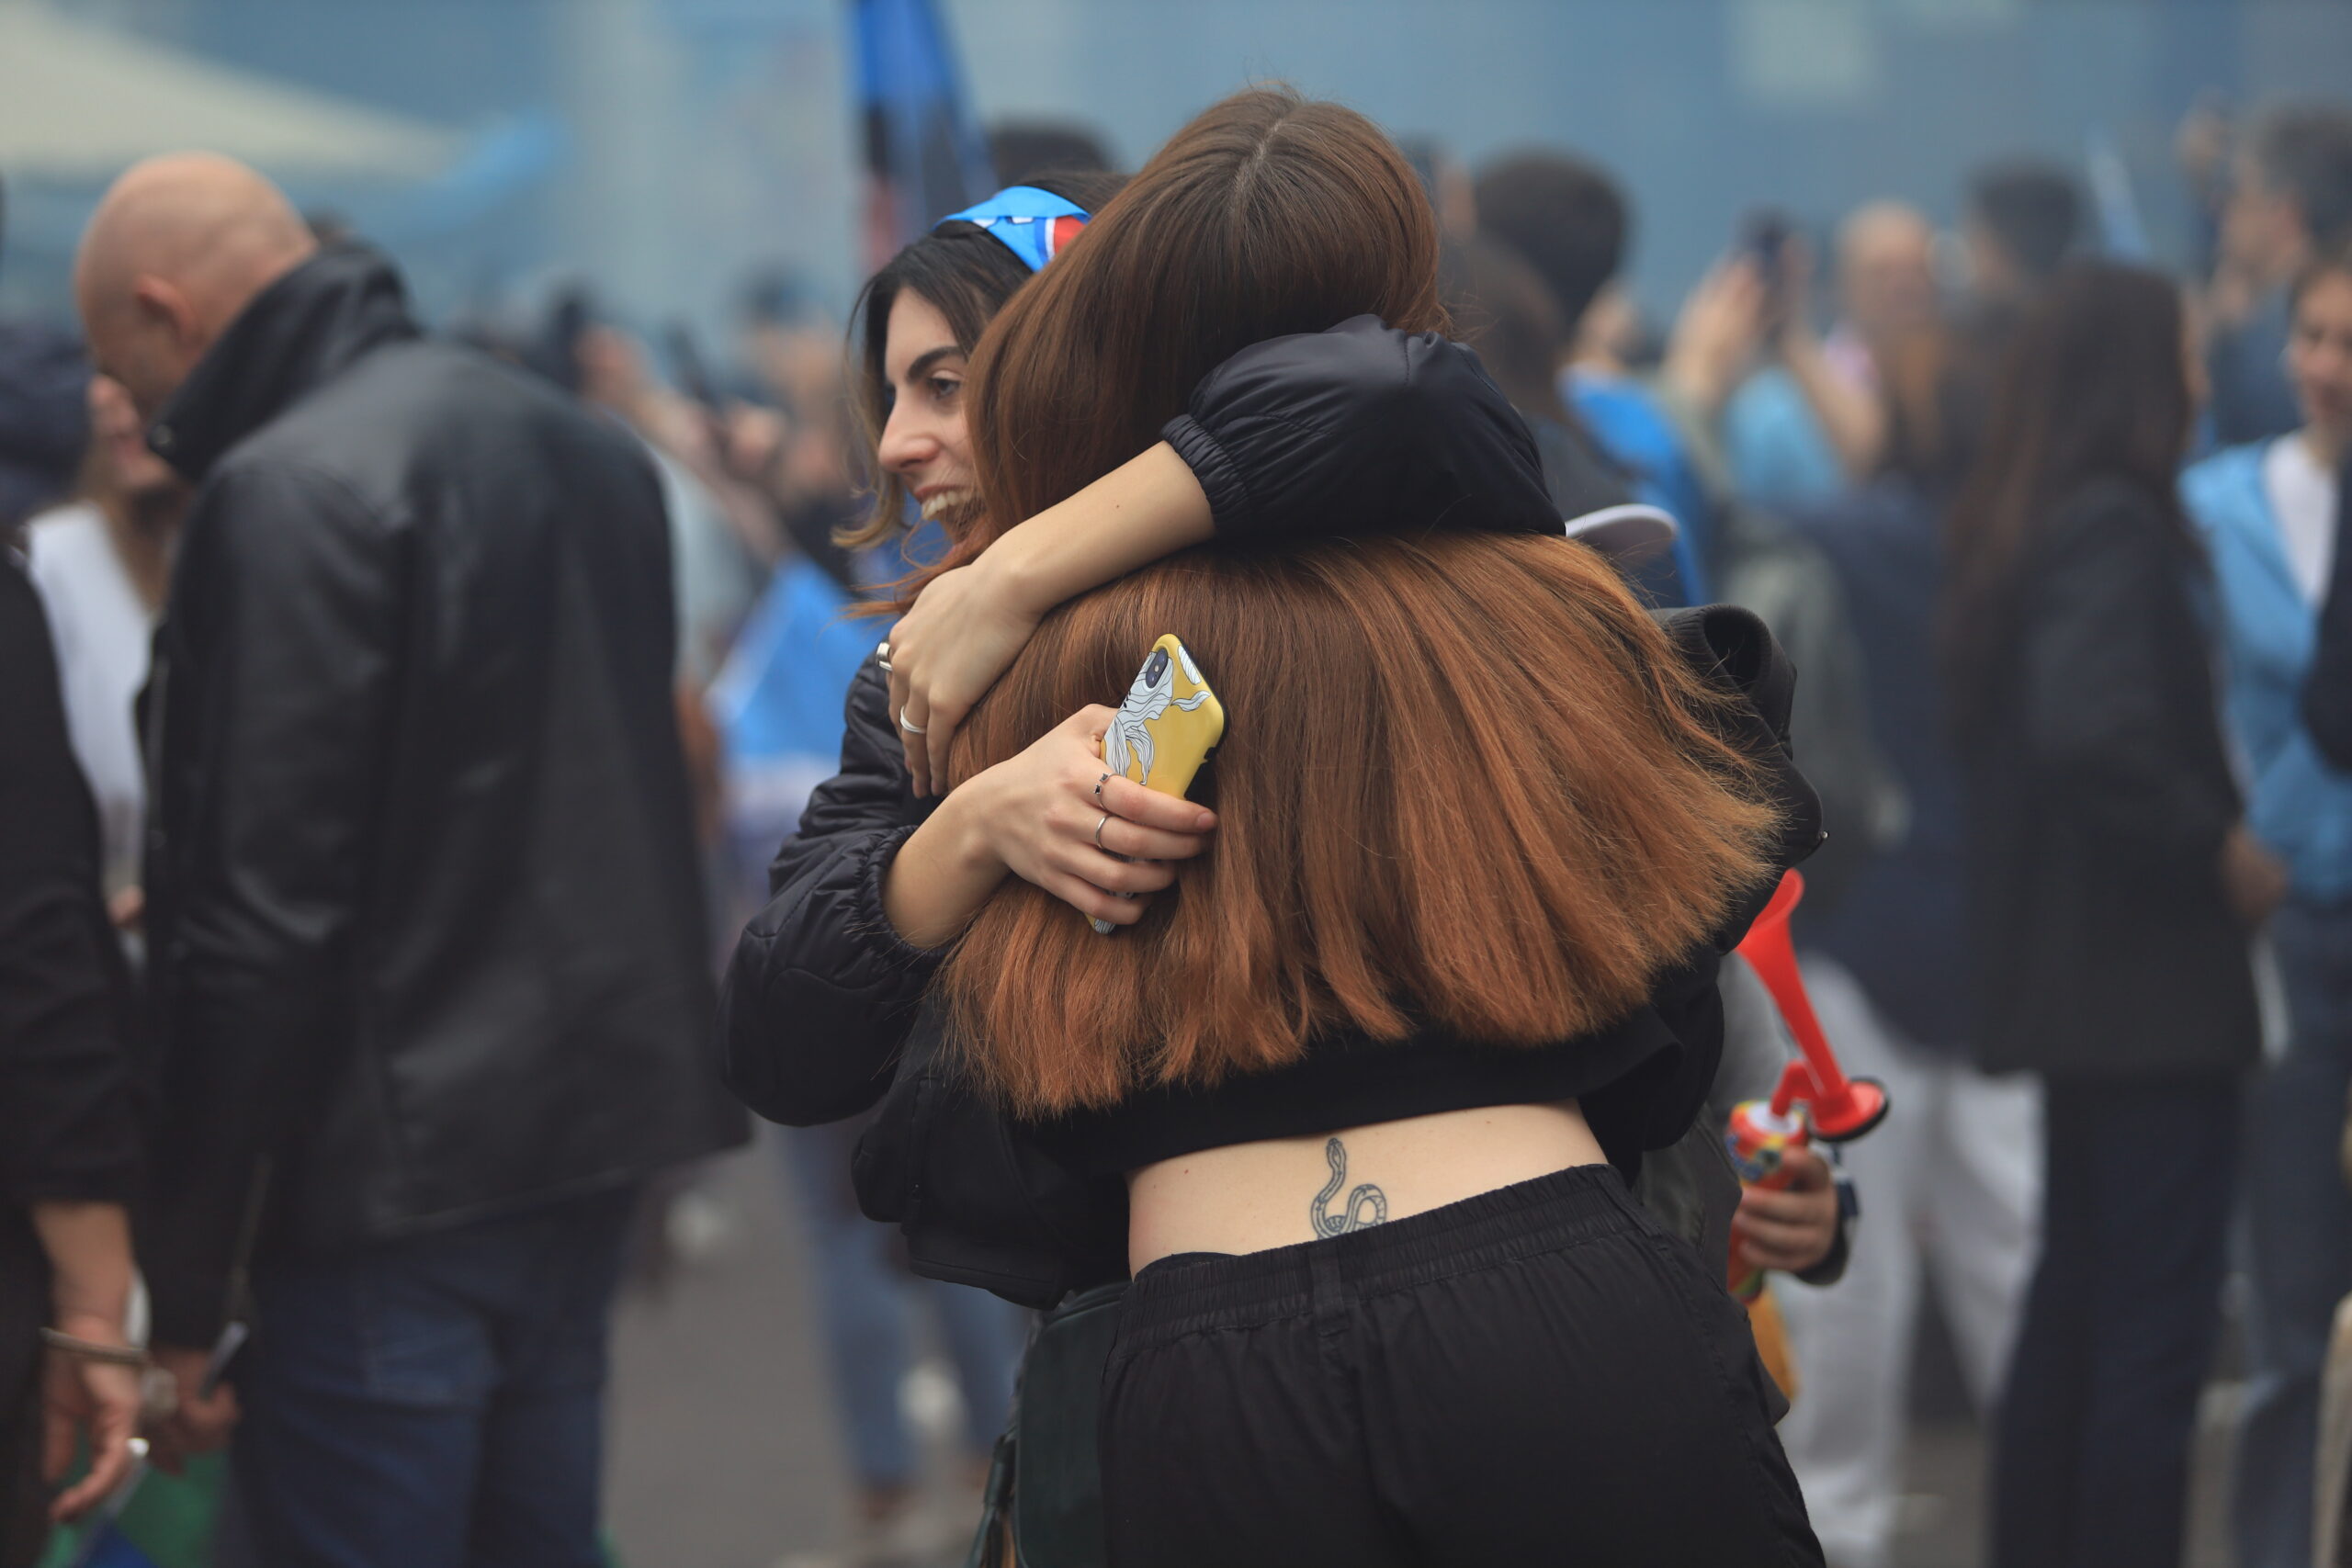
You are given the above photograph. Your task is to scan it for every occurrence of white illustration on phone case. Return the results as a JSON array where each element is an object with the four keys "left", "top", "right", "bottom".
[{"left": 1102, "top": 646, "right": 1213, "bottom": 784}]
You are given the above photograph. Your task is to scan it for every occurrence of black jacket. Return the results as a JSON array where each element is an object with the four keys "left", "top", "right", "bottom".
[
  {"left": 1, "top": 555, "right": 143, "bottom": 1517},
  {"left": 1961, "top": 479, "right": 2259, "bottom": 1078},
  {"left": 0, "top": 555, "right": 142, "bottom": 1213},
  {"left": 721, "top": 320, "right": 1819, "bottom": 1303},
  {"left": 140, "top": 245, "right": 745, "bottom": 1347}
]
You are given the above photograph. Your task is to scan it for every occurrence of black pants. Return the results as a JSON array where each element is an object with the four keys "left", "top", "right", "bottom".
[
  {"left": 1098, "top": 1164, "right": 1822, "bottom": 1567},
  {"left": 1990, "top": 1072, "right": 2242, "bottom": 1568}
]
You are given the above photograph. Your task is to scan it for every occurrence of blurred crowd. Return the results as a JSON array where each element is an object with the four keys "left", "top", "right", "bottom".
[{"left": 3, "top": 84, "right": 2350, "bottom": 1568}]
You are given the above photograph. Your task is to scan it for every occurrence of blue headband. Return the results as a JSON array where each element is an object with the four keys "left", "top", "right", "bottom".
[{"left": 936, "top": 186, "right": 1091, "bottom": 273}]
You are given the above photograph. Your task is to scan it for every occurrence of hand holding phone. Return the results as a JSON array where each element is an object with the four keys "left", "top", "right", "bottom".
[
  {"left": 1739, "top": 208, "right": 1793, "bottom": 298},
  {"left": 1093, "top": 635, "right": 1225, "bottom": 933}
]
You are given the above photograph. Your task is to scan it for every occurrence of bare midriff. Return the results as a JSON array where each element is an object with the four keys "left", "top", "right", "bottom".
[{"left": 1125, "top": 1099, "right": 1609, "bottom": 1275}]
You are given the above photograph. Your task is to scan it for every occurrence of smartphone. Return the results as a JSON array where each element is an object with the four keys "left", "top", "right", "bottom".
[
  {"left": 1093, "top": 634, "right": 1225, "bottom": 934},
  {"left": 1739, "top": 207, "right": 1792, "bottom": 291}
]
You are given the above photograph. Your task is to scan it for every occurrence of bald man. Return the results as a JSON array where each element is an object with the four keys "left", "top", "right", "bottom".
[
  {"left": 1835, "top": 203, "right": 1939, "bottom": 354},
  {"left": 76, "top": 156, "right": 743, "bottom": 1566}
]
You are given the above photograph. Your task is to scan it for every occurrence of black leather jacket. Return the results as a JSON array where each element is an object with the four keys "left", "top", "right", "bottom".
[
  {"left": 141, "top": 245, "right": 746, "bottom": 1346},
  {"left": 720, "top": 319, "right": 1819, "bottom": 1304}
]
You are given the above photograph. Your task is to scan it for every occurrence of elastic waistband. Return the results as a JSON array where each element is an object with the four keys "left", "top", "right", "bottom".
[{"left": 1116, "top": 1162, "right": 1648, "bottom": 1347}]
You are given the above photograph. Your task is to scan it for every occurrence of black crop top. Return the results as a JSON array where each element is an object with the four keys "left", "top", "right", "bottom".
[{"left": 1023, "top": 953, "right": 1726, "bottom": 1179}]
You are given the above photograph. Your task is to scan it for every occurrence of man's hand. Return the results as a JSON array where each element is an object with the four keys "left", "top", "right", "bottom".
[
  {"left": 1733, "top": 1145, "right": 1839, "bottom": 1276},
  {"left": 1662, "top": 259, "right": 1769, "bottom": 418},
  {"left": 40, "top": 1316, "right": 142, "bottom": 1522},
  {"left": 2221, "top": 823, "right": 2290, "bottom": 929},
  {"left": 146, "top": 1346, "right": 239, "bottom": 1475}
]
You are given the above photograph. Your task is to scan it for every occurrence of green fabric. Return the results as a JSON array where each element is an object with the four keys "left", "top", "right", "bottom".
[
  {"left": 34, "top": 1471, "right": 628, "bottom": 1568},
  {"left": 35, "top": 1453, "right": 224, "bottom": 1568}
]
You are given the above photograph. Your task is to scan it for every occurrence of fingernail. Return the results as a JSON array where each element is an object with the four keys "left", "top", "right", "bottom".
[{"left": 1195, "top": 811, "right": 1215, "bottom": 829}]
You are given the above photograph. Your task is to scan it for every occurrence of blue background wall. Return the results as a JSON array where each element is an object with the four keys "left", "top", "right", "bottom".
[{"left": 7, "top": 0, "right": 2352, "bottom": 344}]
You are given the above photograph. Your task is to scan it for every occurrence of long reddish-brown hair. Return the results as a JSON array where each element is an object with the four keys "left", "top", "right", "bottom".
[
  {"left": 887, "top": 87, "right": 1447, "bottom": 605},
  {"left": 938, "top": 534, "right": 1781, "bottom": 1116}
]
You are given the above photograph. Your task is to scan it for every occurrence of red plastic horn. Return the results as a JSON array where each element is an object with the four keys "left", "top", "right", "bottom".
[{"left": 1734, "top": 869, "right": 1889, "bottom": 1143}]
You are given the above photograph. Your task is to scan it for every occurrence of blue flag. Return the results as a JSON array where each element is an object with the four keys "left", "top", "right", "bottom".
[{"left": 850, "top": 0, "right": 995, "bottom": 268}]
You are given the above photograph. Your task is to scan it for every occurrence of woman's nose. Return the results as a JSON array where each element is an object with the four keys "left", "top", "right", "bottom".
[{"left": 877, "top": 407, "right": 934, "bottom": 474}]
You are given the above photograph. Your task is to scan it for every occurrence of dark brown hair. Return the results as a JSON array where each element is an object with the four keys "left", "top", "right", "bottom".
[
  {"left": 1876, "top": 303, "right": 2016, "bottom": 496},
  {"left": 842, "top": 170, "right": 1125, "bottom": 550},
  {"left": 937, "top": 534, "right": 1781, "bottom": 1115},
  {"left": 2291, "top": 232, "right": 2352, "bottom": 311},
  {"left": 1965, "top": 159, "right": 2084, "bottom": 284},
  {"left": 1942, "top": 261, "right": 2195, "bottom": 739},
  {"left": 911, "top": 87, "right": 1443, "bottom": 592},
  {"left": 1473, "top": 151, "right": 1628, "bottom": 333},
  {"left": 1439, "top": 230, "right": 1573, "bottom": 424},
  {"left": 2250, "top": 102, "right": 2352, "bottom": 251}
]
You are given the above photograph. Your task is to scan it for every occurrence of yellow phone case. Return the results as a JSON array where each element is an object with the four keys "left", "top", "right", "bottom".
[
  {"left": 1093, "top": 635, "right": 1224, "bottom": 933},
  {"left": 1103, "top": 634, "right": 1225, "bottom": 795}
]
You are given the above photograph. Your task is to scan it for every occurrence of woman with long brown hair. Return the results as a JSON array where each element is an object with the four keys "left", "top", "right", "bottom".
[
  {"left": 1944, "top": 260, "right": 2277, "bottom": 1568},
  {"left": 728, "top": 89, "right": 1823, "bottom": 1562}
]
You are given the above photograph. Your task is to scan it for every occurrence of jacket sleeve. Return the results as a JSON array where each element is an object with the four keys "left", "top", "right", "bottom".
[
  {"left": 720, "top": 659, "right": 941, "bottom": 1127},
  {"left": 0, "top": 561, "right": 141, "bottom": 1210},
  {"left": 2018, "top": 490, "right": 2239, "bottom": 879},
  {"left": 1654, "top": 603, "right": 1825, "bottom": 942},
  {"left": 142, "top": 462, "right": 403, "bottom": 1347},
  {"left": 1161, "top": 314, "right": 1563, "bottom": 545}
]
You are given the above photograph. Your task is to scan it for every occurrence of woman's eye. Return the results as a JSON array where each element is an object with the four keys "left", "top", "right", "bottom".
[{"left": 930, "top": 377, "right": 963, "bottom": 401}]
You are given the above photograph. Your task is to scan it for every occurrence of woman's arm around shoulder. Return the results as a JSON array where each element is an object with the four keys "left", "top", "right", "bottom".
[
  {"left": 1163, "top": 313, "right": 1560, "bottom": 544},
  {"left": 888, "top": 319, "right": 1561, "bottom": 785}
]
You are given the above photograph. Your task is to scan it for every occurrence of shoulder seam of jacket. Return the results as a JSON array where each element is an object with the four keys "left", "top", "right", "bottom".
[{"left": 209, "top": 454, "right": 395, "bottom": 536}]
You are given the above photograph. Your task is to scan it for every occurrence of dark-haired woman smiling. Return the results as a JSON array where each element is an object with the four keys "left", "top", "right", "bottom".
[{"left": 1944, "top": 260, "right": 2282, "bottom": 1568}]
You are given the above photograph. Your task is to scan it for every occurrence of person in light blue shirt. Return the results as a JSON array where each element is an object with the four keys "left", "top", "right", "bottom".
[
  {"left": 1564, "top": 368, "right": 1712, "bottom": 604},
  {"left": 1724, "top": 367, "right": 1844, "bottom": 513},
  {"left": 2183, "top": 239, "right": 2352, "bottom": 1568}
]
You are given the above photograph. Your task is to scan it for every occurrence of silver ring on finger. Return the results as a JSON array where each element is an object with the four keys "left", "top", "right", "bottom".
[
  {"left": 899, "top": 707, "right": 926, "bottom": 735},
  {"left": 875, "top": 639, "right": 892, "bottom": 673},
  {"left": 1094, "top": 771, "right": 1112, "bottom": 798},
  {"left": 1094, "top": 810, "right": 1113, "bottom": 851}
]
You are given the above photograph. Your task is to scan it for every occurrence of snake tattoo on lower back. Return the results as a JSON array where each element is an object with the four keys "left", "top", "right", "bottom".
[{"left": 1310, "top": 1136, "right": 1389, "bottom": 1237}]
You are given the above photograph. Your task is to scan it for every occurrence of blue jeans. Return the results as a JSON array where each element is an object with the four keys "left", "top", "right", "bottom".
[
  {"left": 2235, "top": 900, "right": 2352, "bottom": 1568},
  {"left": 233, "top": 1188, "right": 635, "bottom": 1568},
  {"left": 781, "top": 1122, "right": 1025, "bottom": 1489}
]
